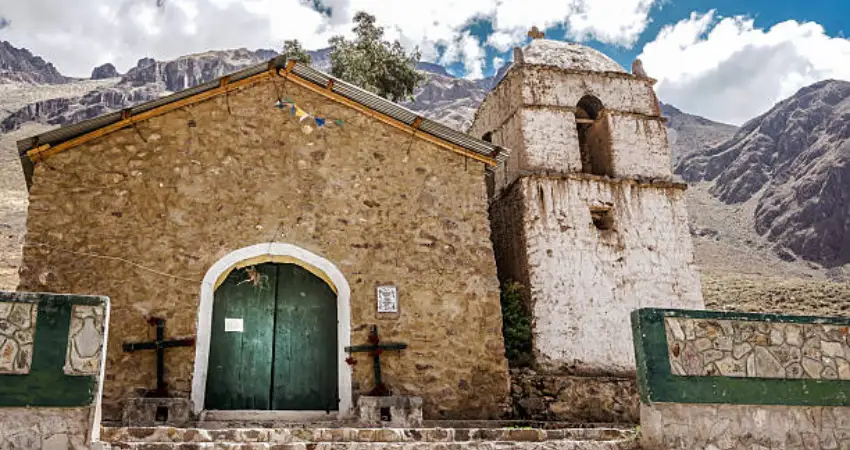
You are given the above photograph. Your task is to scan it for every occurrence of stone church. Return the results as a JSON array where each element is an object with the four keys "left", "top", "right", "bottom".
[{"left": 14, "top": 37, "right": 702, "bottom": 423}]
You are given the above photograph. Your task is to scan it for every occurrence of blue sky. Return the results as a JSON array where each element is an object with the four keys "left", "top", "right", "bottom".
[
  {"left": 445, "top": 1, "right": 849, "bottom": 77},
  {"left": 2, "top": 0, "right": 849, "bottom": 124}
]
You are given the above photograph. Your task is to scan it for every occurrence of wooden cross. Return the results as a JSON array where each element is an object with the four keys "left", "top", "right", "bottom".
[
  {"left": 122, "top": 317, "right": 195, "bottom": 398},
  {"left": 345, "top": 325, "right": 407, "bottom": 396},
  {"left": 528, "top": 26, "right": 545, "bottom": 40}
]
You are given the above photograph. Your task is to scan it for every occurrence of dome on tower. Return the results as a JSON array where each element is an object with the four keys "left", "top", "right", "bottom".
[{"left": 520, "top": 39, "right": 627, "bottom": 74}]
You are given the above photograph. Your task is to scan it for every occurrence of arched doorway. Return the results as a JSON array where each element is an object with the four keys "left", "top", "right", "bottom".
[
  {"left": 575, "top": 95, "right": 613, "bottom": 177},
  {"left": 205, "top": 262, "right": 337, "bottom": 411},
  {"left": 192, "top": 243, "right": 352, "bottom": 416}
]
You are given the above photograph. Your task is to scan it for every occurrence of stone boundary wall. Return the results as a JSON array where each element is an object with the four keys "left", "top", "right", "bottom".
[
  {"left": 632, "top": 308, "right": 850, "bottom": 450},
  {"left": 508, "top": 368, "right": 638, "bottom": 424},
  {"left": 0, "top": 291, "right": 109, "bottom": 450}
]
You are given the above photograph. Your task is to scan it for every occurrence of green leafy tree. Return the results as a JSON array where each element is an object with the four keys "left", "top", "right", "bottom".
[
  {"left": 328, "top": 12, "right": 425, "bottom": 102},
  {"left": 281, "top": 39, "right": 312, "bottom": 65}
]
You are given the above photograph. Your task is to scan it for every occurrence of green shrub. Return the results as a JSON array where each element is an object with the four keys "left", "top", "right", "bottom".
[{"left": 501, "top": 281, "right": 533, "bottom": 367}]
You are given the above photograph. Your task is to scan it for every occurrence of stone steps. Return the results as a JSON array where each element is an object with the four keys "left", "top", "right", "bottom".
[{"left": 98, "top": 427, "right": 640, "bottom": 450}]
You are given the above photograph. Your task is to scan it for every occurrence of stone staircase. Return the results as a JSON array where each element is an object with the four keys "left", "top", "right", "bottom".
[{"left": 98, "top": 426, "right": 640, "bottom": 449}]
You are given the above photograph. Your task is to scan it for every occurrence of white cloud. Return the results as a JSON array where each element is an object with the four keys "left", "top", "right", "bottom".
[
  {"left": 639, "top": 10, "right": 850, "bottom": 125},
  {"left": 0, "top": 0, "right": 660, "bottom": 78},
  {"left": 440, "top": 31, "right": 486, "bottom": 79},
  {"left": 0, "top": 0, "right": 341, "bottom": 76},
  {"left": 493, "top": 57, "right": 505, "bottom": 71}
]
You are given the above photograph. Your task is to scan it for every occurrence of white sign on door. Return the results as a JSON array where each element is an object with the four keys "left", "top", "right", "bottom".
[
  {"left": 224, "top": 318, "right": 244, "bottom": 332},
  {"left": 377, "top": 285, "right": 398, "bottom": 313}
]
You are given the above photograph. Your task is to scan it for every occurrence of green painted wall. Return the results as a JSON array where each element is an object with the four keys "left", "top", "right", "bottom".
[
  {"left": 631, "top": 308, "right": 850, "bottom": 406},
  {"left": 0, "top": 291, "right": 108, "bottom": 407}
]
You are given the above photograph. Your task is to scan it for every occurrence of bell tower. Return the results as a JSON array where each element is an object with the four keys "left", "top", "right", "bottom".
[{"left": 471, "top": 38, "right": 704, "bottom": 376}]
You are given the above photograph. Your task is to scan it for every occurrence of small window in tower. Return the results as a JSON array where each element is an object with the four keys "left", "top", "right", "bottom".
[
  {"left": 590, "top": 206, "right": 614, "bottom": 231},
  {"left": 575, "top": 95, "right": 614, "bottom": 177},
  {"left": 482, "top": 132, "right": 493, "bottom": 143}
]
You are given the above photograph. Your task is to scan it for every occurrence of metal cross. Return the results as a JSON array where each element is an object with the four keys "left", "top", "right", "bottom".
[
  {"left": 122, "top": 317, "right": 195, "bottom": 398},
  {"left": 345, "top": 325, "right": 407, "bottom": 396}
]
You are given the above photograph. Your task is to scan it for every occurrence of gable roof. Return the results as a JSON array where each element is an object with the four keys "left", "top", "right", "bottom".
[{"left": 16, "top": 57, "right": 509, "bottom": 188}]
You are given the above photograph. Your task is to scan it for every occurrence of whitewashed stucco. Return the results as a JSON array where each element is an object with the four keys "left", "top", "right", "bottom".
[
  {"left": 520, "top": 176, "right": 703, "bottom": 374},
  {"left": 477, "top": 40, "right": 703, "bottom": 375},
  {"left": 521, "top": 39, "right": 627, "bottom": 74}
]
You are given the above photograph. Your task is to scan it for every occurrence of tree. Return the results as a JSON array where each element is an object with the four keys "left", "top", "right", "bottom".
[
  {"left": 281, "top": 40, "right": 312, "bottom": 65},
  {"left": 328, "top": 12, "right": 425, "bottom": 102}
]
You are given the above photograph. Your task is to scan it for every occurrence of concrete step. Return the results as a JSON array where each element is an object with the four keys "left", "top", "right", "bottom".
[{"left": 99, "top": 427, "right": 640, "bottom": 450}]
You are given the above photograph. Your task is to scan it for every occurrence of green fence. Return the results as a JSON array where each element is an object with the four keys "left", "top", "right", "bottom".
[
  {"left": 631, "top": 308, "right": 850, "bottom": 406},
  {"left": 0, "top": 291, "right": 109, "bottom": 407}
]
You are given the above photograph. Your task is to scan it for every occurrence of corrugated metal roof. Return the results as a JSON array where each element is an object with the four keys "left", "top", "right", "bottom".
[{"left": 17, "top": 57, "right": 509, "bottom": 167}]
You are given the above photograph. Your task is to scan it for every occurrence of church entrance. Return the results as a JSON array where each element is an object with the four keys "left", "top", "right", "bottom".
[{"left": 204, "top": 262, "right": 338, "bottom": 411}]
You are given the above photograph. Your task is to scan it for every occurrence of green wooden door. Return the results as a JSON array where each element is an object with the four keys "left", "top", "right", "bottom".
[
  {"left": 272, "top": 264, "right": 338, "bottom": 410},
  {"left": 205, "top": 263, "right": 338, "bottom": 411}
]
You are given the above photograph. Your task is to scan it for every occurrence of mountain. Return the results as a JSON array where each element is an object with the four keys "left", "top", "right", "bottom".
[
  {"left": 661, "top": 102, "right": 737, "bottom": 163},
  {"left": 0, "top": 43, "right": 508, "bottom": 136},
  {"left": 677, "top": 79, "right": 850, "bottom": 267},
  {"left": 0, "top": 41, "right": 68, "bottom": 84}
]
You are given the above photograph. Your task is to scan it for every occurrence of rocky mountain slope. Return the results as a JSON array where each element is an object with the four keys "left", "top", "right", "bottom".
[
  {"left": 678, "top": 80, "right": 850, "bottom": 268},
  {"left": 661, "top": 102, "right": 737, "bottom": 163},
  {"left": 0, "top": 41, "right": 67, "bottom": 84}
]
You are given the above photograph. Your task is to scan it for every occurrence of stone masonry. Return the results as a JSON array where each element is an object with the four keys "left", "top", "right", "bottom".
[
  {"left": 18, "top": 74, "right": 510, "bottom": 420},
  {"left": 642, "top": 403, "right": 850, "bottom": 450},
  {"left": 666, "top": 317, "right": 850, "bottom": 379}
]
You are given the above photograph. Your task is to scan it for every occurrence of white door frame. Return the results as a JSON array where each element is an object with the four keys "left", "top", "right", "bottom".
[{"left": 191, "top": 242, "right": 352, "bottom": 416}]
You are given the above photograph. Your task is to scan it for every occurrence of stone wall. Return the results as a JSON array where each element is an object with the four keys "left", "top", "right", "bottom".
[
  {"left": 641, "top": 403, "right": 850, "bottom": 449},
  {"left": 509, "top": 368, "right": 638, "bottom": 424},
  {"left": 0, "top": 291, "right": 109, "bottom": 450},
  {"left": 633, "top": 308, "right": 850, "bottom": 450},
  {"left": 497, "top": 176, "right": 702, "bottom": 375},
  {"left": 19, "top": 75, "right": 510, "bottom": 420}
]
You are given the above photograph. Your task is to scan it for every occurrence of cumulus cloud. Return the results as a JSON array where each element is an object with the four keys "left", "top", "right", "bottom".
[
  {"left": 0, "top": 0, "right": 340, "bottom": 76},
  {"left": 0, "top": 0, "right": 659, "bottom": 78},
  {"left": 639, "top": 10, "right": 850, "bottom": 125}
]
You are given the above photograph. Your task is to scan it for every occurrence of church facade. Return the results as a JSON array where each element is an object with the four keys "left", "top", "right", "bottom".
[
  {"left": 15, "top": 61, "right": 510, "bottom": 421},
  {"left": 15, "top": 38, "right": 705, "bottom": 424}
]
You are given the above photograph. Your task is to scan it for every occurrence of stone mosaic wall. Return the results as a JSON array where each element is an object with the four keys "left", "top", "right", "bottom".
[
  {"left": 0, "top": 301, "right": 36, "bottom": 373},
  {"left": 65, "top": 305, "right": 106, "bottom": 375},
  {"left": 665, "top": 317, "right": 850, "bottom": 380}
]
